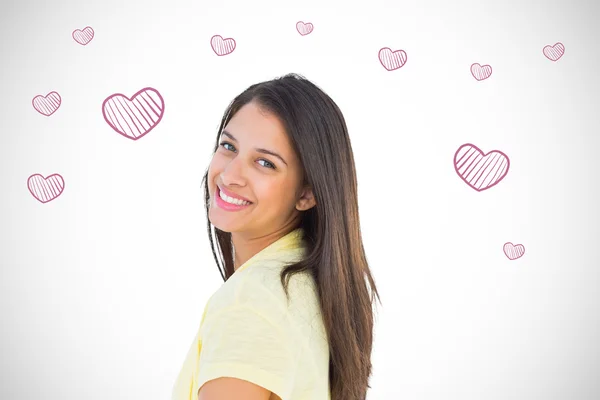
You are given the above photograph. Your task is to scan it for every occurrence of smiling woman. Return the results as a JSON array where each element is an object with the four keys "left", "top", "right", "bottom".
[{"left": 171, "top": 73, "right": 381, "bottom": 400}]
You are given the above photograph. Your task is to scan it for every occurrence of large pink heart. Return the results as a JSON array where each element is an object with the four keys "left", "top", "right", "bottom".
[
  {"left": 27, "top": 173, "right": 65, "bottom": 203},
  {"left": 211, "top": 35, "right": 236, "bottom": 56},
  {"left": 72, "top": 26, "right": 94, "bottom": 45},
  {"left": 296, "top": 21, "right": 314, "bottom": 36},
  {"left": 454, "top": 143, "right": 510, "bottom": 191},
  {"left": 543, "top": 42, "right": 565, "bottom": 61},
  {"left": 471, "top": 63, "right": 492, "bottom": 81},
  {"left": 503, "top": 242, "right": 525, "bottom": 260},
  {"left": 378, "top": 47, "right": 407, "bottom": 71},
  {"left": 102, "top": 87, "right": 165, "bottom": 140},
  {"left": 32, "top": 91, "right": 61, "bottom": 116}
]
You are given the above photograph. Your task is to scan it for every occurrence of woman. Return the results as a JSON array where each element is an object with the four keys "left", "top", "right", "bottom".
[{"left": 172, "top": 73, "right": 382, "bottom": 400}]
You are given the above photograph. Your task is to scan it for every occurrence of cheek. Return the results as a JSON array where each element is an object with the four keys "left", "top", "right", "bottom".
[
  {"left": 257, "top": 183, "right": 295, "bottom": 207},
  {"left": 207, "top": 156, "right": 222, "bottom": 177},
  {"left": 210, "top": 152, "right": 227, "bottom": 167},
  {"left": 207, "top": 162, "right": 214, "bottom": 181},
  {"left": 207, "top": 159, "right": 220, "bottom": 189}
]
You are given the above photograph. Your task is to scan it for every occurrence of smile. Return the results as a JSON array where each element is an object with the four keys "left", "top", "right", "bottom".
[{"left": 215, "top": 187, "right": 253, "bottom": 211}]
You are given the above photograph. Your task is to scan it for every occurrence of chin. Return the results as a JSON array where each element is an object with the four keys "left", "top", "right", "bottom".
[{"left": 208, "top": 211, "right": 235, "bottom": 233}]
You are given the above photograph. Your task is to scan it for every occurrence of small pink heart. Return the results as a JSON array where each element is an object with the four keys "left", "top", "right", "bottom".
[
  {"left": 296, "top": 21, "right": 314, "bottom": 36},
  {"left": 102, "top": 87, "right": 165, "bottom": 140},
  {"left": 27, "top": 173, "right": 65, "bottom": 203},
  {"left": 543, "top": 42, "right": 565, "bottom": 61},
  {"left": 471, "top": 63, "right": 492, "bottom": 81},
  {"left": 32, "top": 91, "right": 61, "bottom": 116},
  {"left": 503, "top": 242, "right": 525, "bottom": 260},
  {"left": 378, "top": 47, "right": 407, "bottom": 71},
  {"left": 211, "top": 35, "right": 236, "bottom": 56},
  {"left": 454, "top": 143, "right": 510, "bottom": 191},
  {"left": 72, "top": 26, "right": 94, "bottom": 45}
]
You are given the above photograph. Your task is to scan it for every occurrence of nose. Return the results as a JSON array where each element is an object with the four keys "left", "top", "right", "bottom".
[{"left": 219, "top": 156, "right": 247, "bottom": 187}]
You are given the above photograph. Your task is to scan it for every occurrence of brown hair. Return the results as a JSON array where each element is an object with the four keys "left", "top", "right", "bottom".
[{"left": 200, "top": 73, "right": 382, "bottom": 400}]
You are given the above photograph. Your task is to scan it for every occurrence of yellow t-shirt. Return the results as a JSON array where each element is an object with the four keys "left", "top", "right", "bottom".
[{"left": 171, "top": 227, "right": 331, "bottom": 400}]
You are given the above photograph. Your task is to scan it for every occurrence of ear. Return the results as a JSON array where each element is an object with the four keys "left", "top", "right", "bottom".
[{"left": 296, "top": 185, "right": 316, "bottom": 211}]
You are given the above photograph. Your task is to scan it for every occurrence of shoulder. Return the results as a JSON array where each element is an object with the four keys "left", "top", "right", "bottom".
[
  {"left": 241, "top": 256, "right": 317, "bottom": 310},
  {"left": 203, "top": 248, "right": 318, "bottom": 328}
]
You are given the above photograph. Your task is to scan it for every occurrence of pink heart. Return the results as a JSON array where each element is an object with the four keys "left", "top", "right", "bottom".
[
  {"left": 211, "top": 35, "right": 236, "bottom": 56},
  {"left": 503, "top": 242, "right": 525, "bottom": 260},
  {"left": 32, "top": 91, "right": 61, "bottom": 116},
  {"left": 543, "top": 42, "right": 565, "bottom": 61},
  {"left": 27, "top": 173, "right": 65, "bottom": 203},
  {"left": 471, "top": 63, "right": 492, "bottom": 81},
  {"left": 72, "top": 26, "right": 94, "bottom": 45},
  {"left": 378, "top": 47, "right": 407, "bottom": 71},
  {"left": 296, "top": 21, "right": 314, "bottom": 36},
  {"left": 102, "top": 87, "right": 165, "bottom": 140},
  {"left": 454, "top": 143, "right": 510, "bottom": 191}
]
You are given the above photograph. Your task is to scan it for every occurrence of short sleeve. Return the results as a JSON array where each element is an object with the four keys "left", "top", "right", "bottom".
[{"left": 196, "top": 303, "right": 298, "bottom": 399}]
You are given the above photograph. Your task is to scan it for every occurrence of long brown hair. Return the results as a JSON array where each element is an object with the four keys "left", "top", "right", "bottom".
[{"left": 200, "top": 73, "right": 382, "bottom": 400}]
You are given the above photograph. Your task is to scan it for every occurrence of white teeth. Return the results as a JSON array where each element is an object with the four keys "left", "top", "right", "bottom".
[{"left": 219, "top": 189, "right": 250, "bottom": 206}]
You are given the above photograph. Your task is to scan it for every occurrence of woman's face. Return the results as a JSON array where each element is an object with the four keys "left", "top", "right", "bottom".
[{"left": 207, "top": 101, "right": 313, "bottom": 235}]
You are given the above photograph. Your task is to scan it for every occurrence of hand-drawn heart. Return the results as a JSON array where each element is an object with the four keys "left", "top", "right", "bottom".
[
  {"left": 296, "top": 21, "right": 314, "bottom": 36},
  {"left": 454, "top": 143, "right": 510, "bottom": 191},
  {"left": 471, "top": 63, "right": 492, "bottom": 81},
  {"left": 27, "top": 173, "right": 65, "bottom": 203},
  {"left": 102, "top": 87, "right": 165, "bottom": 140},
  {"left": 32, "top": 91, "right": 61, "bottom": 116},
  {"left": 543, "top": 42, "right": 565, "bottom": 61},
  {"left": 211, "top": 35, "right": 236, "bottom": 56},
  {"left": 378, "top": 47, "right": 407, "bottom": 71},
  {"left": 72, "top": 26, "right": 94, "bottom": 45},
  {"left": 503, "top": 242, "right": 525, "bottom": 260}
]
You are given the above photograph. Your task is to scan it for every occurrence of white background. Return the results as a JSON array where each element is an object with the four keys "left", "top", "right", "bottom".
[{"left": 1, "top": 0, "right": 599, "bottom": 398}]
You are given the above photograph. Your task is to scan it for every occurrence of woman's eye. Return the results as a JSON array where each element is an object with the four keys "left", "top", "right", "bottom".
[
  {"left": 219, "top": 142, "right": 276, "bottom": 170},
  {"left": 258, "top": 159, "right": 275, "bottom": 169},
  {"left": 220, "top": 142, "right": 234, "bottom": 151}
]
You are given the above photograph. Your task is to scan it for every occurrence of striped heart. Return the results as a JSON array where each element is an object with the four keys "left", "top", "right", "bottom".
[
  {"left": 454, "top": 143, "right": 510, "bottom": 191},
  {"left": 72, "top": 26, "right": 94, "bottom": 45},
  {"left": 27, "top": 173, "right": 65, "bottom": 203},
  {"left": 296, "top": 21, "right": 314, "bottom": 36},
  {"left": 211, "top": 35, "right": 236, "bottom": 56},
  {"left": 503, "top": 242, "right": 525, "bottom": 260},
  {"left": 378, "top": 47, "right": 407, "bottom": 71},
  {"left": 543, "top": 42, "right": 565, "bottom": 61},
  {"left": 471, "top": 63, "right": 492, "bottom": 81},
  {"left": 102, "top": 87, "right": 165, "bottom": 140},
  {"left": 32, "top": 91, "right": 61, "bottom": 116}
]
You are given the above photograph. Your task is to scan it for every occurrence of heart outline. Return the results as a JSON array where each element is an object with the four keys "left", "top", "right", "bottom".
[
  {"left": 543, "top": 42, "right": 565, "bottom": 61},
  {"left": 72, "top": 26, "right": 95, "bottom": 45},
  {"left": 378, "top": 47, "right": 407, "bottom": 71},
  {"left": 32, "top": 91, "right": 61, "bottom": 116},
  {"left": 296, "top": 21, "right": 314, "bottom": 36},
  {"left": 101, "top": 87, "right": 165, "bottom": 141},
  {"left": 454, "top": 143, "right": 510, "bottom": 192},
  {"left": 503, "top": 242, "right": 525, "bottom": 260},
  {"left": 471, "top": 63, "right": 492, "bottom": 81},
  {"left": 27, "top": 173, "right": 65, "bottom": 203},
  {"left": 211, "top": 35, "right": 236, "bottom": 56}
]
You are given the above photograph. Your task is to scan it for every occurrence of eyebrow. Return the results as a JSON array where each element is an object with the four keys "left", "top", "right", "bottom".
[{"left": 220, "top": 130, "right": 288, "bottom": 166}]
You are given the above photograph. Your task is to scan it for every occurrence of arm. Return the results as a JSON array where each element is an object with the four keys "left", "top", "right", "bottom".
[
  {"left": 198, "top": 377, "right": 278, "bottom": 400},
  {"left": 195, "top": 303, "right": 296, "bottom": 400}
]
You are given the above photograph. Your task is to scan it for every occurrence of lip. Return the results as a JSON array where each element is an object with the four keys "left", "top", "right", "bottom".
[
  {"left": 215, "top": 186, "right": 253, "bottom": 211},
  {"left": 218, "top": 185, "right": 252, "bottom": 203}
]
